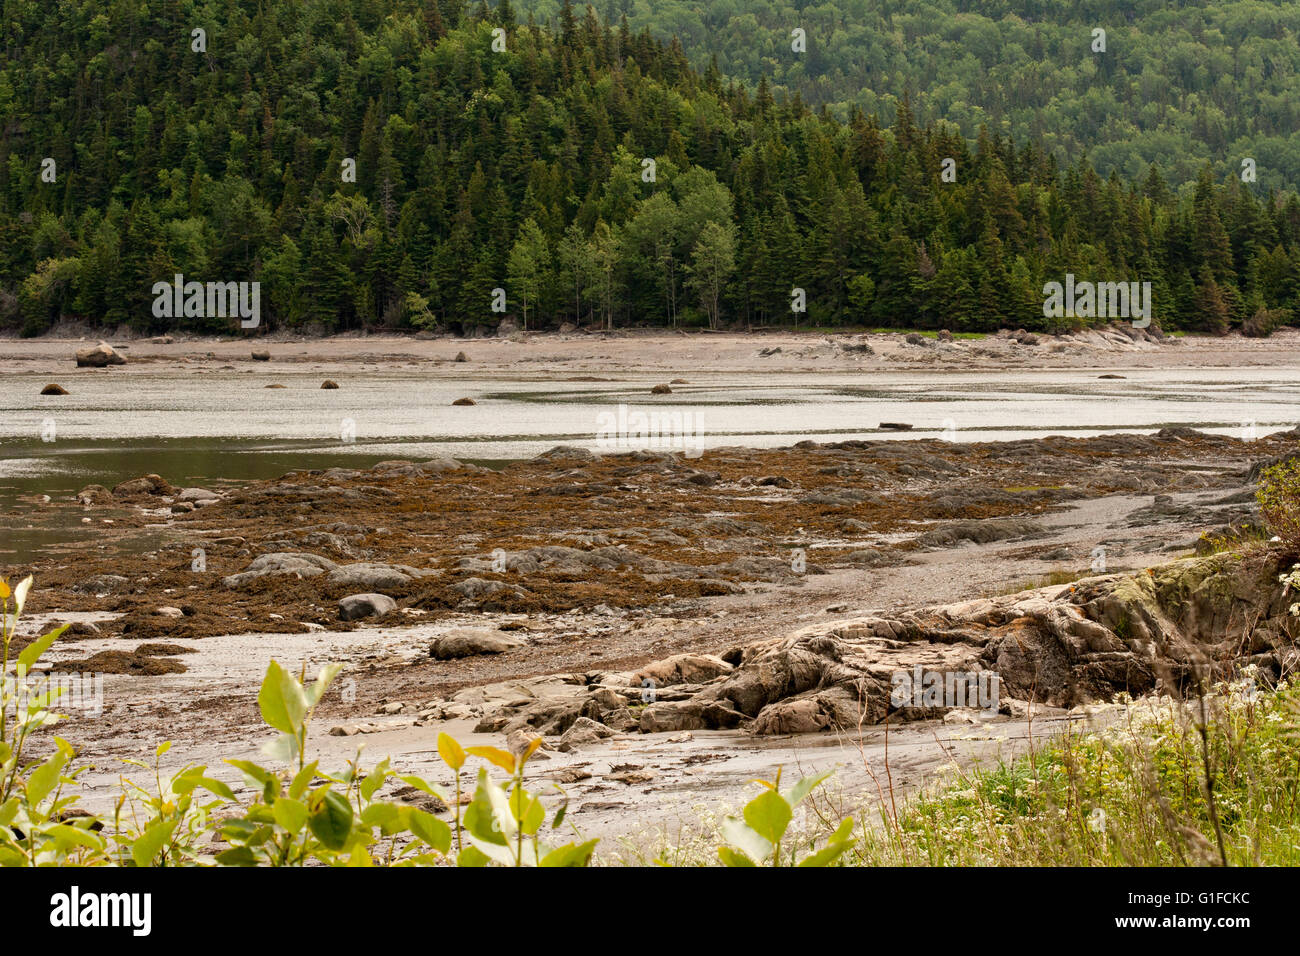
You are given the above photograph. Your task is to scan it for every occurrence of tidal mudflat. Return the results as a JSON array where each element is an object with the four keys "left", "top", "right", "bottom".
[{"left": 4, "top": 328, "right": 1297, "bottom": 846}]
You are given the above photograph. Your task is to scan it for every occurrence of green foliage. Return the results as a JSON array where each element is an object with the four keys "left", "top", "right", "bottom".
[
  {"left": 1257, "top": 458, "right": 1300, "bottom": 553},
  {"left": 715, "top": 769, "right": 855, "bottom": 866},
  {"left": 2, "top": 2, "right": 1297, "bottom": 335},
  {"left": 522, "top": 0, "right": 1300, "bottom": 193},
  {"left": 856, "top": 675, "right": 1300, "bottom": 866},
  {"left": 0, "top": 575, "right": 599, "bottom": 866}
]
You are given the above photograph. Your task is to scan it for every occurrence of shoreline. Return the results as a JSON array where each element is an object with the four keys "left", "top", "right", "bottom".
[{"left": 3, "top": 327, "right": 1300, "bottom": 377}]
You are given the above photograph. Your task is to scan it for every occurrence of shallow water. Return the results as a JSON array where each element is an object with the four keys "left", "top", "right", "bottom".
[{"left": 1, "top": 365, "right": 1297, "bottom": 520}]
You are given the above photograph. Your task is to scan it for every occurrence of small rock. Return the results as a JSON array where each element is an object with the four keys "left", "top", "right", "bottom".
[
  {"left": 999, "top": 698, "right": 1036, "bottom": 719},
  {"left": 607, "top": 768, "right": 655, "bottom": 785},
  {"left": 506, "top": 728, "right": 550, "bottom": 757},
  {"left": 178, "top": 488, "right": 220, "bottom": 504},
  {"left": 650, "top": 384, "right": 672, "bottom": 395},
  {"left": 76, "top": 484, "right": 113, "bottom": 506},
  {"left": 264, "top": 383, "right": 285, "bottom": 389},
  {"left": 251, "top": 350, "right": 271, "bottom": 361},
  {"left": 320, "top": 380, "right": 339, "bottom": 389},
  {"left": 558, "top": 716, "right": 614, "bottom": 752},
  {"left": 72, "top": 574, "right": 129, "bottom": 594},
  {"left": 154, "top": 606, "right": 184, "bottom": 619},
  {"left": 451, "top": 397, "right": 476, "bottom": 406},
  {"left": 879, "top": 422, "right": 913, "bottom": 431},
  {"left": 454, "top": 351, "right": 469, "bottom": 362},
  {"left": 40, "top": 383, "right": 68, "bottom": 395}
]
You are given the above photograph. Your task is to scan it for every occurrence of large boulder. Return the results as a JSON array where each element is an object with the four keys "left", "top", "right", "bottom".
[
  {"left": 557, "top": 716, "right": 614, "bottom": 752},
  {"left": 631, "top": 653, "right": 733, "bottom": 688},
  {"left": 430, "top": 629, "right": 524, "bottom": 659},
  {"left": 338, "top": 593, "right": 397, "bottom": 621},
  {"left": 75, "top": 344, "right": 126, "bottom": 367},
  {"left": 449, "top": 577, "right": 529, "bottom": 601},
  {"left": 637, "top": 698, "right": 745, "bottom": 733},
  {"left": 112, "top": 474, "right": 176, "bottom": 497},
  {"left": 223, "top": 552, "right": 339, "bottom": 588},
  {"left": 326, "top": 563, "right": 412, "bottom": 591},
  {"left": 419, "top": 457, "right": 463, "bottom": 475}
]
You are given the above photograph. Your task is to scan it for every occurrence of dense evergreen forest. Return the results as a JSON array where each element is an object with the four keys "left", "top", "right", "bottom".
[
  {"left": 2, "top": 0, "right": 1298, "bottom": 336},
  {"left": 522, "top": 0, "right": 1300, "bottom": 193}
]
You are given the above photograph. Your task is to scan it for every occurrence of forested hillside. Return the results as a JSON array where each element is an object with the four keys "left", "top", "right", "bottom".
[
  {"left": 2, "top": 0, "right": 1298, "bottom": 336},
  {"left": 521, "top": 0, "right": 1300, "bottom": 193}
]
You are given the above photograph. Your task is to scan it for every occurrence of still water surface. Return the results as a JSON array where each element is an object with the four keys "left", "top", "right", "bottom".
[{"left": 1, "top": 365, "right": 1296, "bottom": 516}]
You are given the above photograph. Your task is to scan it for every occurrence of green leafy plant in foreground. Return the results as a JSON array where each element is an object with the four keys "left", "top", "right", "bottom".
[
  {"left": 716, "top": 769, "right": 855, "bottom": 867},
  {"left": 5, "top": 575, "right": 850, "bottom": 867},
  {"left": 7, "top": 571, "right": 1299, "bottom": 866},
  {"left": 1258, "top": 459, "right": 1300, "bottom": 554},
  {"left": 0, "top": 575, "right": 612, "bottom": 866}
]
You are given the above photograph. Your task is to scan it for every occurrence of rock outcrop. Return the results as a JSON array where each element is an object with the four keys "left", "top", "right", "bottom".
[
  {"left": 636, "top": 551, "right": 1297, "bottom": 734},
  {"left": 447, "top": 551, "right": 1297, "bottom": 745}
]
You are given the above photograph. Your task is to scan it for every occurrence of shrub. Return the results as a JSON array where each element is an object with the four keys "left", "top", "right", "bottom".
[
  {"left": 1243, "top": 306, "right": 1291, "bottom": 338},
  {"left": 1256, "top": 458, "right": 1300, "bottom": 553}
]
